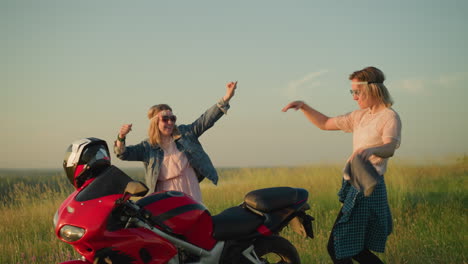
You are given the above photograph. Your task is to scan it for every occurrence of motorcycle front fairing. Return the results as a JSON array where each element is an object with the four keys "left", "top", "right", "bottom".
[{"left": 54, "top": 165, "right": 178, "bottom": 263}]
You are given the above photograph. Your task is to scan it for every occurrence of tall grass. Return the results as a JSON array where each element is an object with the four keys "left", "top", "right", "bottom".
[
  {"left": 0, "top": 158, "right": 466, "bottom": 264},
  {"left": 0, "top": 172, "right": 78, "bottom": 264}
]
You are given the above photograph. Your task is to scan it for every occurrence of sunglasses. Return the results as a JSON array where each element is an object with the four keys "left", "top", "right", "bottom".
[
  {"left": 161, "top": 115, "right": 177, "bottom": 123},
  {"left": 349, "top": 89, "right": 361, "bottom": 96}
]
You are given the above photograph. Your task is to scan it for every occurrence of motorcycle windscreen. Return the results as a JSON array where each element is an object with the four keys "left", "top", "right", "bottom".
[{"left": 75, "top": 165, "right": 134, "bottom": 202}]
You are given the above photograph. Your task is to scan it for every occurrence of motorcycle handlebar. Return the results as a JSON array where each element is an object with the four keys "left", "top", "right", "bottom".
[{"left": 121, "top": 201, "right": 173, "bottom": 233}]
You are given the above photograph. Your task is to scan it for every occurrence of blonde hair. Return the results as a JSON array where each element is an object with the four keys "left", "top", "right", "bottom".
[
  {"left": 349, "top": 66, "right": 394, "bottom": 107},
  {"left": 147, "top": 104, "right": 180, "bottom": 146}
]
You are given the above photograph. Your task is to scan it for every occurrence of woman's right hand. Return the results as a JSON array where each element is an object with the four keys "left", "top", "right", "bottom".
[
  {"left": 223, "top": 81, "right": 238, "bottom": 103},
  {"left": 282, "top": 101, "right": 305, "bottom": 112},
  {"left": 119, "top": 124, "right": 133, "bottom": 138}
]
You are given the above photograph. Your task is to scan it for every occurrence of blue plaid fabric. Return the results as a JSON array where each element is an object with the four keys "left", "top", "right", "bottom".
[{"left": 332, "top": 178, "right": 393, "bottom": 259}]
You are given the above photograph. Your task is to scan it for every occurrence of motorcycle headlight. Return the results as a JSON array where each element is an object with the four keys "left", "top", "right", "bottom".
[{"left": 59, "top": 225, "right": 85, "bottom": 242}]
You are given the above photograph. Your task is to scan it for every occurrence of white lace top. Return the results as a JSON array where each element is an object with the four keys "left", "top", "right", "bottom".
[
  {"left": 334, "top": 107, "right": 402, "bottom": 176},
  {"left": 156, "top": 140, "right": 202, "bottom": 202}
]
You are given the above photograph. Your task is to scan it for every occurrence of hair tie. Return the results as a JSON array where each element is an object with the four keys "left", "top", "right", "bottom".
[{"left": 158, "top": 110, "right": 173, "bottom": 117}]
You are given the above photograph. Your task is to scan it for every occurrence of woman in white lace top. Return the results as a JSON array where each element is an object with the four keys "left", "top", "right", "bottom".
[{"left": 282, "top": 67, "right": 401, "bottom": 264}]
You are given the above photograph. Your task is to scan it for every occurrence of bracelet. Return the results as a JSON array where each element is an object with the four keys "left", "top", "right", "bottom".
[{"left": 117, "top": 135, "right": 126, "bottom": 142}]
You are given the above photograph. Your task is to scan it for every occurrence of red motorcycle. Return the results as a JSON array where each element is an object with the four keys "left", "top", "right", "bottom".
[{"left": 55, "top": 138, "right": 314, "bottom": 264}]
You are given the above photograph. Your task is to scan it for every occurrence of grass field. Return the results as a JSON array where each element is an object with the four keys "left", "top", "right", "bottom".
[{"left": 0, "top": 157, "right": 466, "bottom": 264}]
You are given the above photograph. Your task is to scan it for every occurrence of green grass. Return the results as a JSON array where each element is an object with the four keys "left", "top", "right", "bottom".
[{"left": 0, "top": 157, "right": 466, "bottom": 263}]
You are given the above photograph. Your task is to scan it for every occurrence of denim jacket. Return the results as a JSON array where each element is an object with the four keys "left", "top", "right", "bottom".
[{"left": 114, "top": 100, "right": 230, "bottom": 193}]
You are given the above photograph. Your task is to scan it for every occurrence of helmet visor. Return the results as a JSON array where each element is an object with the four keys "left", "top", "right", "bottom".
[{"left": 78, "top": 145, "right": 110, "bottom": 165}]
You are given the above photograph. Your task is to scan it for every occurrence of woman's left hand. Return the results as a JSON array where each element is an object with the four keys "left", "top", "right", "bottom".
[{"left": 223, "top": 81, "right": 237, "bottom": 102}]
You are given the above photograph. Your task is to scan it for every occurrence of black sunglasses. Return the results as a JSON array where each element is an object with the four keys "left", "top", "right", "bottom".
[{"left": 161, "top": 115, "right": 177, "bottom": 123}]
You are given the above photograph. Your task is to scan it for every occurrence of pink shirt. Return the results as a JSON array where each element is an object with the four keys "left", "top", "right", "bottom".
[
  {"left": 334, "top": 107, "right": 402, "bottom": 176},
  {"left": 156, "top": 140, "right": 202, "bottom": 202}
]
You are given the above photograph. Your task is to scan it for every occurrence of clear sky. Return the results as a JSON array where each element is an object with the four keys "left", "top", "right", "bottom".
[{"left": 2, "top": 0, "right": 467, "bottom": 169}]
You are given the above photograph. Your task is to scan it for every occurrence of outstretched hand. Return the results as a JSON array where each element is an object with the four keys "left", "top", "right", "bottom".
[
  {"left": 223, "top": 81, "right": 237, "bottom": 102},
  {"left": 282, "top": 101, "right": 305, "bottom": 112}
]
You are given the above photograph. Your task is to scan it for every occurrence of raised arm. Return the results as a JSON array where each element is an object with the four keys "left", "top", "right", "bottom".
[
  {"left": 282, "top": 101, "right": 339, "bottom": 130},
  {"left": 223, "top": 81, "right": 237, "bottom": 103},
  {"left": 115, "top": 124, "right": 132, "bottom": 150},
  {"left": 114, "top": 124, "right": 145, "bottom": 161},
  {"left": 190, "top": 81, "right": 237, "bottom": 137}
]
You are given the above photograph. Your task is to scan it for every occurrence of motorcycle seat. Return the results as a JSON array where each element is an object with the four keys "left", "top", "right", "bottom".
[
  {"left": 212, "top": 206, "right": 263, "bottom": 240},
  {"left": 244, "top": 187, "right": 308, "bottom": 213}
]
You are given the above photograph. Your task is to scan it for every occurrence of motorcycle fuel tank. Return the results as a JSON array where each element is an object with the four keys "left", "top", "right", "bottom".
[{"left": 136, "top": 191, "right": 217, "bottom": 250}]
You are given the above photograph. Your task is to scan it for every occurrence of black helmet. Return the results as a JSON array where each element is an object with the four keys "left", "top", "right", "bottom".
[{"left": 63, "top": 137, "right": 111, "bottom": 189}]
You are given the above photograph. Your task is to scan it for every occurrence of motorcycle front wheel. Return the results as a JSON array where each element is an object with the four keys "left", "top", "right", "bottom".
[{"left": 252, "top": 235, "right": 301, "bottom": 264}]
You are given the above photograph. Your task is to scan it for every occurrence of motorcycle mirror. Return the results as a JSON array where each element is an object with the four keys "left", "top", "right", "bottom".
[{"left": 124, "top": 181, "right": 149, "bottom": 197}]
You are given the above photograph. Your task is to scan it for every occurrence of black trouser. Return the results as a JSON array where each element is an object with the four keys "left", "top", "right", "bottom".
[{"left": 327, "top": 210, "right": 384, "bottom": 264}]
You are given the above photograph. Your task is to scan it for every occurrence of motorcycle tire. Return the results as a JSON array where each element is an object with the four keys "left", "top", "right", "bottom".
[{"left": 252, "top": 235, "right": 301, "bottom": 264}]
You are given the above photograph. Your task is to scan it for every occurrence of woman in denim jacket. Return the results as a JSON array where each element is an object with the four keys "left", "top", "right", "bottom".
[
  {"left": 283, "top": 67, "right": 401, "bottom": 264},
  {"left": 114, "top": 81, "right": 237, "bottom": 202}
]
